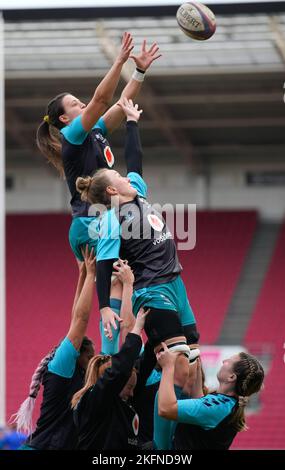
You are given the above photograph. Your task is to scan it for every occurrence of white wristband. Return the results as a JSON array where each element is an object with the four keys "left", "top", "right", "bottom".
[{"left": 132, "top": 69, "right": 145, "bottom": 82}]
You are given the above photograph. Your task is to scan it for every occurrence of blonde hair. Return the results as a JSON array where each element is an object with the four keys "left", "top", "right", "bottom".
[
  {"left": 76, "top": 169, "right": 112, "bottom": 207},
  {"left": 76, "top": 176, "right": 93, "bottom": 202},
  {"left": 71, "top": 355, "right": 111, "bottom": 409}
]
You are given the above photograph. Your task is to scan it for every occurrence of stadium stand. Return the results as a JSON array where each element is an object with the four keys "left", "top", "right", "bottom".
[
  {"left": 6, "top": 214, "right": 101, "bottom": 422},
  {"left": 180, "top": 210, "right": 257, "bottom": 344},
  {"left": 2, "top": 2, "right": 285, "bottom": 454},
  {"left": 232, "top": 220, "right": 285, "bottom": 449},
  {"left": 6, "top": 210, "right": 257, "bottom": 423}
]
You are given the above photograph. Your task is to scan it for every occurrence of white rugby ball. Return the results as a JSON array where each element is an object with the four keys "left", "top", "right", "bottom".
[{"left": 176, "top": 2, "right": 216, "bottom": 41}]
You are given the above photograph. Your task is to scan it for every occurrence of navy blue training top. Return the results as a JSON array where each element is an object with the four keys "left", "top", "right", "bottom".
[
  {"left": 173, "top": 393, "right": 238, "bottom": 450},
  {"left": 60, "top": 115, "right": 115, "bottom": 218},
  {"left": 28, "top": 337, "right": 84, "bottom": 450}
]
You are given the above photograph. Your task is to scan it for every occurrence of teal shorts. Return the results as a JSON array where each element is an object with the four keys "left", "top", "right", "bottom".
[
  {"left": 69, "top": 216, "right": 100, "bottom": 261},
  {"left": 132, "top": 275, "right": 196, "bottom": 326}
]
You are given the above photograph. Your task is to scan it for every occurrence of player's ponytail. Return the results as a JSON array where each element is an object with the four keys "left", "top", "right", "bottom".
[
  {"left": 76, "top": 176, "right": 93, "bottom": 202},
  {"left": 36, "top": 92, "right": 69, "bottom": 178},
  {"left": 9, "top": 345, "right": 59, "bottom": 435},
  {"left": 71, "top": 355, "right": 111, "bottom": 409},
  {"left": 230, "top": 352, "right": 264, "bottom": 432},
  {"left": 76, "top": 169, "right": 112, "bottom": 207}
]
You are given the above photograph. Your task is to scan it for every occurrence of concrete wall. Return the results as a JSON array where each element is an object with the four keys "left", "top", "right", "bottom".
[{"left": 5, "top": 159, "right": 285, "bottom": 221}]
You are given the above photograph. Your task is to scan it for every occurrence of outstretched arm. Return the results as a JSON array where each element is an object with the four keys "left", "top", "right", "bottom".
[
  {"left": 156, "top": 343, "right": 181, "bottom": 420},
  {"left": 118, "top": 97, "right": 144, "bottom": 176},
  {"left": 134, "top": 341, "right": 157, "bottom": 396},
  {"left": 67, "top": 246, "right": 96, "bottom": 350},
  {"left": 102, "top": 40, "right": 161, "bottom": 134},
  {"left": 71, "top": 260, "right": 87, "bottom": 319},
  {"left": 184, "top": 358, "right": 204, "bottom": 398},
  {"left": 112, "top": 260, "right": 136, "bottom": 344},
  {"left": 97, "top": 259, "right": 122, "bottom": 340},
  {"left": 88, "top": 309, "right": 149, "bottom": 407},
  {"left": 96, "top": 210, "right": 123, "bottom": 340},
  {"left": 81, "top": 32, "right": 134, "bottom": 132}
]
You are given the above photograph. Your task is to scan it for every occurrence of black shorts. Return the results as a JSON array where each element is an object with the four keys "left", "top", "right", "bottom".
[
  {"left": 183, "top": 323, "right": 200, "bottom": 345},
  {"left": 144, "top": 308, "right": 200, "bottom": 347},
  {"left": 144, "top": 308, "right": 184, "bottom": 347}
]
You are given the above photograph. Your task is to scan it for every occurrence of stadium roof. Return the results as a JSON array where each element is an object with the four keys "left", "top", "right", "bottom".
[
  {"left": 4, "top": 14, "right": 285, "bottom": 76},
  {"left": 3, "top": 12, "right": 285, "bottom": 170}
]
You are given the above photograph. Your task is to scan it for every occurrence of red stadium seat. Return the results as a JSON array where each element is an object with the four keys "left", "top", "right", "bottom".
[
  {"left": 6, "top": 210, "right": 258, "bottom": 426},
  {"left": 6, "top": 214, "right": 101, "bottom": 423},
  {"left": 179, "top": 210, "right": 257, "bottom": 344},
  {"left": 232, "top": 220, "right": 285, "bottom": 449}
]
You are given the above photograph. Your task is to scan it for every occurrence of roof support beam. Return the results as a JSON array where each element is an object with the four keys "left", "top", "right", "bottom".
[
  {"left": 269, "top": 15, "right": 285, "bottom": 64},
  {"left": 95, "top": 20, "right": 195, "bottom": 168}
]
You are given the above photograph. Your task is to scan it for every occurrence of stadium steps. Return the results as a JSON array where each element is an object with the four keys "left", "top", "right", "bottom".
[
  {"left": 180, "top": 210, "right": 257, "bottom": 344},
  {"left": 218, "top": 222, "right": 281, "bottom": 345},
  {"left": 232, "top": 219, "right": 285, "bottom": 449}
]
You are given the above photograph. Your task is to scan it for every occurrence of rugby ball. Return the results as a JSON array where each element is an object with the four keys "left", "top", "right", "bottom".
[{"left": 176, "top": 2, "right": 216, "bottom": 41}]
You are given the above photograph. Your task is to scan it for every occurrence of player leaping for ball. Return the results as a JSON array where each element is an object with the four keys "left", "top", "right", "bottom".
[
  {"left": 36, "top": 33, "right": 161, "bottom": 356},
  {"left": 76, "top": 97, "right": 200, "bottom": 449}
]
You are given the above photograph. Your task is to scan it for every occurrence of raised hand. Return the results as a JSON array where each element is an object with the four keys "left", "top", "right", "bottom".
[
  {"left": 130, "top": 40, "right": 162, "bottom": 71},
  {"left": 112, "top": 259, "right": 134, "bottom": 286},
  {"left": 131, "top": 307, "right": 150, "bottom": 335},
  {"left": 101, "top": 306, "right": 123, "bottom": 340},
  {"left": 117, "top": 32, "right": 134, "bottom": 64},
  {"left": 81, "top": 245, "right": 96, "bottom": 277},
  {"left": 117, "top": 97, "right": 143, "bottom": 122},
  {"left": 156, "top": 342, "right": 181, "bottom": 368},
  {"left": 76, "top": 258, "right": 86, "bottom": 275}
]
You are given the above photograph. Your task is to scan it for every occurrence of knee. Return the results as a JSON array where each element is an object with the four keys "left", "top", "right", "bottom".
[{"left": 174, "top": 355, "right": 190, "bottom": 388}]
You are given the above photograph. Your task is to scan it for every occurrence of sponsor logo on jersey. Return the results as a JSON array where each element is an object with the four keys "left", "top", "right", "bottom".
[
  {"left": 104, "top": 146, "right": 115, "bottom": 167},
  {"left": 132, "top": 414, "right": 139, "bottom": 436},
  {"left": 147, "top": 214, "right": 164, "bottom": 232},
  {"left": 95, "top": 133, "right": 107, "bottom": 144},
  {"left": 153, "top": 231, "right": 172, "bottom": 245}
]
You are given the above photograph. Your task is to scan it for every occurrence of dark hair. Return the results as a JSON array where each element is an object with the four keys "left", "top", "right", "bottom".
[
  {"left": 36, "top": 92, "right": 69, "bottom": 177},
  {"left": 76, "top": 169, "right": 112, "bottom": 207},
  {"left": 230, "top": 352, "right": 264, "bottom": 432},
  {"left": 80, "top": 336, "right": 94, "bottom": 354}
]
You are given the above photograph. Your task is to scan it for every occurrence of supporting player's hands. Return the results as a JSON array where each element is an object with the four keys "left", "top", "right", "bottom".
[
  {"left": 101, "top": 307, "right": 123, "bottom": 340},
  {"left": 187, "top": 357, "right": 204, "bottom": 398},
  {"left": 130, "top": 39, "right": 162, "bottom": 71},
  {"left": 117, "top": 32, "right": 134, "bottom": 64},
  {"left": 76, "top": 258, "right": 86, "bottom": 275},
  {"left": 131, "top": 307, "right": 150, "bottom": 336},
  {"left": 156, "top": 342, "right": 182, "bottom": 369},
  {"left": 118, "top": 97, "right": 143, "bottom": 122},
  {"left": 81, "top": 245, "right": 96, "bottom": 277},
  {"left": 112, "top": 259, "right": 134, "bottom": 286}
]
